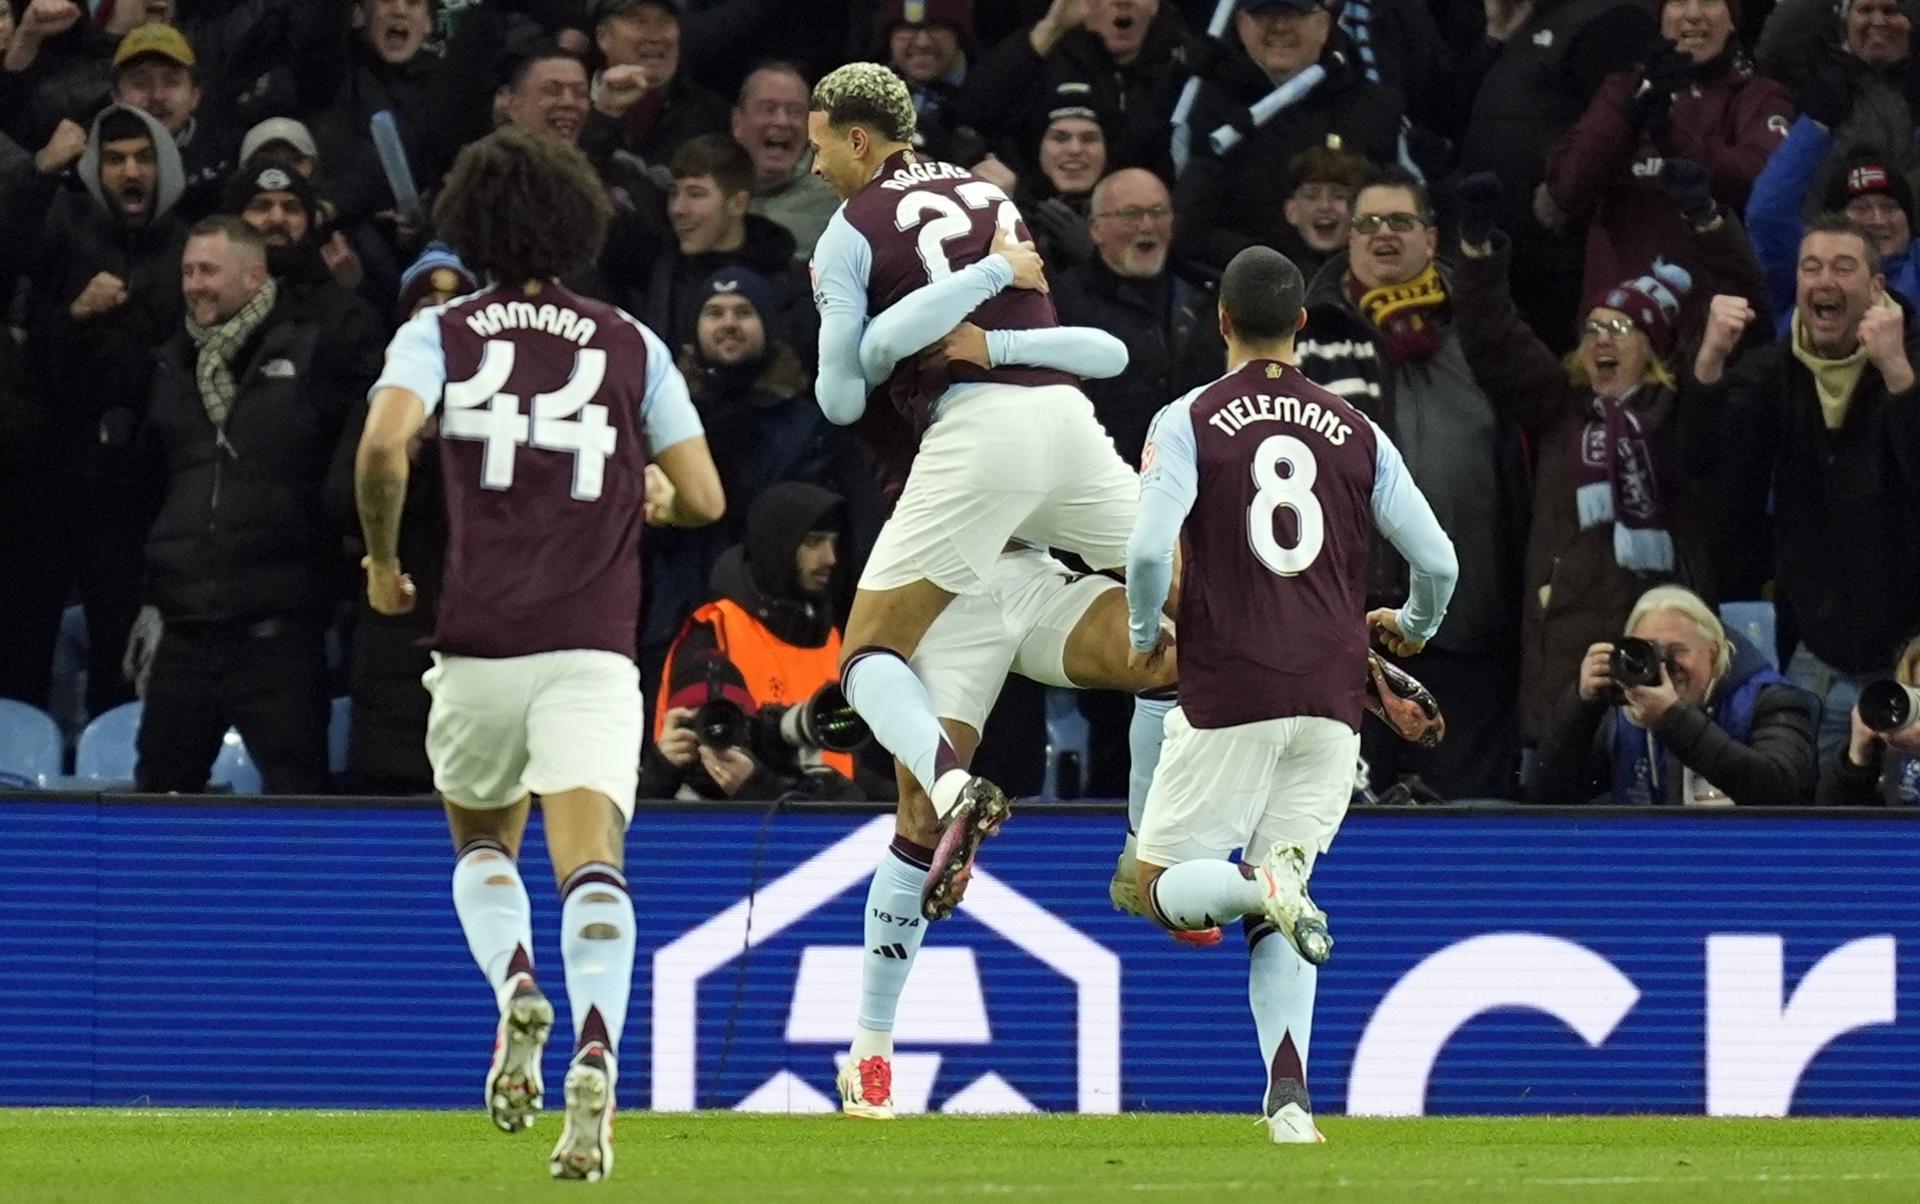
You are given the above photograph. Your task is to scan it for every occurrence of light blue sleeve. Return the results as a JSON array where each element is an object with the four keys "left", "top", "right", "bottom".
[
  {"left": 811, "top": 210, "right": 874, "bottom": 425},
  {"left": 1367, "top": 418, "right": 1458, "bottom": 642},
  {"left": 371, "top": 306, "right": 448, "bottom": 415},
  {"left": 1126, "top": 394, "right": 1202, "bottom": 652},
  {"left": 986, "top": 326, "right": 1129, "bottom": 379},
  {"left": 858, "top": 254, "right": 1014, "bottom": 381},
  {"left": 627, "top": 316, "right": 705, "bottom": 452}
]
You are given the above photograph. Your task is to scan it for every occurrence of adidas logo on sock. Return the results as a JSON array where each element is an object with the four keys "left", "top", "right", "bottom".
[{"left": 871, "top": 943, "right": 908, "bottom": 960}]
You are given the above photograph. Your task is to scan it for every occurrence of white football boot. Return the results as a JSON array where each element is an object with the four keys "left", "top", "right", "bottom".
[
  {"left": 549, "top": 1045, "right": 615, "bottom": 1182},
  {"left": 1265, "top": 1102, "right": 1327, "bottom": 1144},
  {"left": 1257, "top": 842, "right": 1332, "bottom": 965},
  {"left": 486, "top": 974, "right": 553, "bottom": 1133},
  {"left": 837, "top": 1053, "right": 895, "bottom": 1120}
]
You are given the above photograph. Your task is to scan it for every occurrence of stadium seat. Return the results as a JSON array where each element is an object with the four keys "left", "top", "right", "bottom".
[
  {"left": 0, "top": 699, "right": 65, "bottom": 788},
  {"left": 1041, "top": 688, "right": 1089, "bottom": 800},
  {"left": 211, "top": 730, "right": 264, "bottom": 795},
  {"left": 77, "top": 701, "right": 266, "bottom": 793},
  {"left": 74, "top": 700, "right": 142, "bottom": 785},
  {"left": 1719, "top": 601, "right": 1778, "bottom": 669},
  {"left": 328, "top": 696, "right": 352, "bottom": 777}
]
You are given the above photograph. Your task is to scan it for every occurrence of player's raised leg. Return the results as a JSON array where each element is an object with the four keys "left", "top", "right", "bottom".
[
  {"left": 541, "top": 789, "right": 635, "bottom": 1183},
  {"left": 841, "top": 574, "right": 1013, "bottom": 919},
  {"left": 446, "top": 794, "right": 553, "bottom": 1135}
]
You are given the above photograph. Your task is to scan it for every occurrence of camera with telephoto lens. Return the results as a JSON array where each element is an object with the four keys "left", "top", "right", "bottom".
[
  {"left": 1859, "top": 680, "right": 1920, "bottom": 734},
  {"left": 1610, "top": 637, "right": 1673, "bottom": 691},
  {"left": 692, "top": 680, "right": 869, "bottom": 759}
]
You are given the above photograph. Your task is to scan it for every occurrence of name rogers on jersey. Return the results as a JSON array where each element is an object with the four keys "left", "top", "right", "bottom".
[
  {"left": 1206, "top": 390, "right": 1353, "bottom": 445},
  {"left": 877, "top": 159, "right": 972, "bottom": 192}
]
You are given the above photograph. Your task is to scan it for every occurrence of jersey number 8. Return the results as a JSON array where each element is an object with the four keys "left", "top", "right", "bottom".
[
  {"left": 442, "top": 340, "right": 617, "bottom": 501},
  {"left": 895, "top": 181, "right": 1020, "bottom": 284},
  {"left": 1248, "top": 434, "right": 1325, "bottom": 575}
]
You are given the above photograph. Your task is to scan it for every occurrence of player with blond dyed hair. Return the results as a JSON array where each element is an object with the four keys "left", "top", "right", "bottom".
[{"left": 801, "top": 60, "right": 1203, "bottom": 1118}]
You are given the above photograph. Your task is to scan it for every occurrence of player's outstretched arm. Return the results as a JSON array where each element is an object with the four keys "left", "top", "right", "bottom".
[
  {"left": 1368, "top": 424, "right": 1459, "bottom": 650},
  {"left": 1126, "top": 398, "right": 1201, "bottom": 655},
  {"left": 858, "top": 253, "right": 1016, "bottom": 382},
  {"left": 984, "top": 326, "right": 1128, "bottom": 379}
]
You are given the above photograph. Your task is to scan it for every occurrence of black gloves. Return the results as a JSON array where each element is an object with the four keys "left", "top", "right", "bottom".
[
  {"left": 1631, "top": 43, "right": 1694, "bottom": 135},
  {"left": 1658, "top": 157, "right": 1717, "bottom": 226},
  {"left": 1455, "top": 171, "right": 1503, "bottom": 248}
]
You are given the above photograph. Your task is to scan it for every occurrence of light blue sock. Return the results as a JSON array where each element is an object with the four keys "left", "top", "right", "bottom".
[
  {"left": 853, "top": 843, "right": 934, "bottom": 1058},
  {"left": 1148, "top": 860, "right": 1264, "bottom": 930},
  {"left": 843, "top": 651, "right": 961, "bottom": 800},
  {"left": 1128, "top": 695, "right": 1174, "bottom": 834},
  {"left": 1248, "top": 922, "right": 1318, "bottom": 1113},
  {"left": 451, "top": 842, "right": 533, "bottom": 997},
  {"left": 560, "top": 863, "right": 635, "bottom": 1057}
]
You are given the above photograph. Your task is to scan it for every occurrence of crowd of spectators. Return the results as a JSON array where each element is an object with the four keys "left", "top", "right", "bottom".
[{"left": 0, "top": 0, "right": 1916, "bottom": 806}]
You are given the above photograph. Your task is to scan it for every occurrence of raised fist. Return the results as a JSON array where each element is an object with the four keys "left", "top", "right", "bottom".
[
  {"left": 70, "top": 271, "right": 129, "bottom": 320},
  {"left": 21, "top": 0, "right": 83, "bottom": 39},
  {"left": 594, "top": 64, "right": 651, "bottom": 118},
  {"left": 1694, "top": 293, "right": 1755, "bottom": 383},
  {"left": 36, "top": 118, "right": 86, "bottom": 176}
]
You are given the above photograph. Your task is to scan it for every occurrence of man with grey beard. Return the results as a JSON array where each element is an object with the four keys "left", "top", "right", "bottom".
[{"left": 1051, "top": 167, "right": 1215, "bottom": 468}]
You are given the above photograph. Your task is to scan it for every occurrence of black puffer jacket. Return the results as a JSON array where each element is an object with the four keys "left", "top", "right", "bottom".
[
  {"left": 142, "top": 288, "right": 354, "bottom": 624},
  {"left": 955, "top": 6, "right": 1189, "bottom": 177},
  {"left": 1172, "top": 33, "right": 1402, "bottom": 280}
]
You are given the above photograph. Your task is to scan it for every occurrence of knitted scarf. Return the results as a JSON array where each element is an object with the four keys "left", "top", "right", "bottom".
[
  {"left": 1789, "top": 297, "right": 1894, "bottom": 430},
  {"left": 185, "top": 279, "right": 278, "bottom": 432},
  {"left": 1571, "top": 386, "right": 1674, "bottom": 572},
  {"left": 1346, "top": 263, "right": 1448, "bottom": 364}
]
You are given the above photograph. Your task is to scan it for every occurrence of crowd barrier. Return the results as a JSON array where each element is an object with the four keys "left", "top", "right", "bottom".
[{"left": 6, "top": 794, "right": 1917, "bottom": 1116}]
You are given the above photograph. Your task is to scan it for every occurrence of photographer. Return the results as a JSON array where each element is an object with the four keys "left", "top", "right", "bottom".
[
  {"left": 1528, "top": 585, "right": 1818, "bottom": 806},
  {"left": 1819, "top": 633, "right": 1920, "bottom": 806},
  {"left": 644, "top": 482, "right": 867, "bottom": 801}
]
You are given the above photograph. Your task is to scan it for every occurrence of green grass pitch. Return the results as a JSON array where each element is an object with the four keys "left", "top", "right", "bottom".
[{"left": 6, "top": 1111, "right": 1920, "bottom": 1202}]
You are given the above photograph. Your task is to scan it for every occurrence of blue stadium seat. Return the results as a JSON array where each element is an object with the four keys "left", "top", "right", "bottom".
[
  {"left": 1041, "top": 688, "right": 1089, "bottom": 800},
  {"left": 75, "top": 700, "right": 142, "bottom": 785},
  {"left": 211, "top": 730, "right": 264, "bottom": 795},
  {"left": 0, "top": 699, "right": 65, "bottom": 788},
  {"left": 328, "top": 696, "right": 352, "bottom": 777},
  {"left": 78, "top": 701, "right": 266, "bottom": 793},
  {"left": 1720, "top": 601, "right": 1778, "bottom": 669}
]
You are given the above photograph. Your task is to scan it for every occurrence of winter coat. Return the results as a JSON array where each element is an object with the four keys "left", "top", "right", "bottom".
[
  {"left": 9, "top": 105, "right": 187, "bottom": 467},
  {"left": 1529, "top": 631, "right": 1819, "bottom": 805},
  {"left": 1544, "top": 52, "right": 1793, "bottom": 316},
  {"left": 1051, "top": 255, "right": 1218, "bottom": 467},
  {"left": 580, "top": 72, "right": 731, "bottom": 173},
  {"left": 142, "top": 289, "right": 354, "bottom": 624},
  {"left": 1172, "top": 35, "right": 1402, "bottom": 280},
  {"left": 1452, "top": 232, "right": 1742, "bottom": 741},
  {"left": 1677, "top": 307, "right": 1920, "bottom": 676},
  {"left": 1817, "top": 745, "right": 1920, "bottom": 806},
  {"left": 639, "top": 214, "right": 815, "bottom": 366},
  {"left": 1296, "top": 252, "right": 1530, "bottom": 656},
  {"left": 1747, "top": 116, "right": 1920, "bottom": 333},
  {"left": 1456, "top": 0, "right": 1660, "bottom": 235},
  {"left": 955, "top": 6, "right": 1189, "bottom": 179}
]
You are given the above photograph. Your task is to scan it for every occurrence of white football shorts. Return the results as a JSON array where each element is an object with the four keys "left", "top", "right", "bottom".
[
  {"left": 1136, "top": 706, "right": 1360, "bottom": 873},
  {"left": 859, "top": 383, "right": 1140, "bottom": 594},
  {"left": 423, "top": 648, "right": 641, "bottom": 821},
  {"left": 911, "top": 545, "right": 1120, "bottom": 734}
]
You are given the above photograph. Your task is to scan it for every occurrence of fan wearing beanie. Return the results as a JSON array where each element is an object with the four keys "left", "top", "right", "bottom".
[{"left": 1451, "top": 201, "right": 1741, "bottom": 743}]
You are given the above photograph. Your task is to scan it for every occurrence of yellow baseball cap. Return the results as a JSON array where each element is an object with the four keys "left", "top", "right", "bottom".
[{"left": 113, "top": 24, "right": 196, "bottom": 72}]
